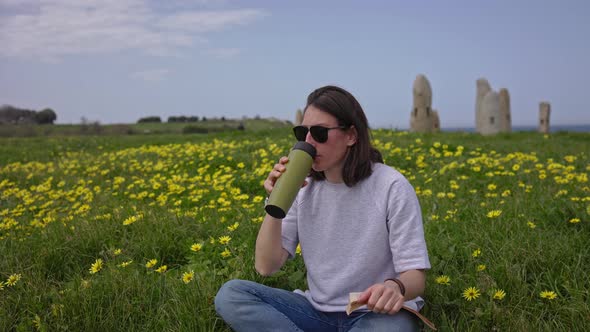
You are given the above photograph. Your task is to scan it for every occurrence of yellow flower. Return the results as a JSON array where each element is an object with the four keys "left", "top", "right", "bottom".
[
  {"left": 118, "top": 260, "right": 133, "bottom": 268},
  {"left": 227, "top": 222, "right": 240, "bottom": 232},
  {"left": 146, "top": 259, "right": 158, "bottom": 268},
  {"left": 6, "top": 273, "right": 22, "bottom": 286},
  {"left": 123, "top": 215, "right": 138, "bottom": 225},
  {"left": 512, "top": 164, "right": 520, "bottom": 171},
  {"left": 237, "top": 162, "right": 245, "bottom": 169},
  {"left": 191, "top": 243, "right": 203, "bottom": 252},
  {"left": 493, "top": 289, "right": 506, "bottom": 300},
  {"left": 182, "top": 270, "right": 195, "bottom": 284},
  {"left": 113, "top": 249, "right": 122, "bottom": 256},
  {"left": 487, "top": 184, "right": 497, "bottom": 191},
  {"left": 472, "top": 248, "right": 482, "bottom": 258},
  {"left": 462, "top": 287, "right": 481, "bottom": 301},
  {"left": 477, "top": 264, "right": 486, "bottom": 272},
  {"left": 569, "top": 218, "right": 580, "bottom": 224},
  {"left": 527, "top": 221, "right": 537, "bottom": 229},
  {"left": 221, "top": 248, "right": 231, "bottom": 258},
  {"left": 155, "top": 265, "right": 167, "bottom": 273},
  {"left": 540, "top": 290, "right": 557, "bottom": 300},
  {"left": 296, "top": 244, "right": 302, "bottom": 255},
  {"left": 219, "top": 236, "right": 231, "bottom": 245},
  {"left": 486, "top": 210, "right": 502, "bottom": 218},
  {"left": 89, "top": 259, "right": 103, "bottom": 274},
  {"left": 435, "top": 275, "right": 451, "bottom": 285}
]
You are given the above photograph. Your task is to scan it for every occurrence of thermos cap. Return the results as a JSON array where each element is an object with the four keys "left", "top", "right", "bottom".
[{"left": 293, "top": 141, "right": 317, "bottom": 159}]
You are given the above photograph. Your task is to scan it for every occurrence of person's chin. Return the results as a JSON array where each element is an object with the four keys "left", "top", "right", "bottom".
[{"left": 312, "top": 162, "right": 323, "bottom": 172}]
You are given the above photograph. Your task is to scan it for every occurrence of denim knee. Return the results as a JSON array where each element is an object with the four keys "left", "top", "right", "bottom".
[{"left": 215, "top": 279, "right": 248, "bottom": 315}]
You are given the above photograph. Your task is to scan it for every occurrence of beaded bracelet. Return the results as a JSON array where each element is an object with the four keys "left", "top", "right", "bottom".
[{"left": 385, "top": 278, "right": 406, "bottom": 296}]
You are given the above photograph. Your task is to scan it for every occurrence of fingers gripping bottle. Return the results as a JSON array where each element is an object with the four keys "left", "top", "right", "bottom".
[{"left": 265, "top": 142, "right": 316, "bottom": 219}]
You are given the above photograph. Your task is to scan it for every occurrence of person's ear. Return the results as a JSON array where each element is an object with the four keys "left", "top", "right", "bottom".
[{"left": 347, "top": 126, "right": 357, "bottom": 146}]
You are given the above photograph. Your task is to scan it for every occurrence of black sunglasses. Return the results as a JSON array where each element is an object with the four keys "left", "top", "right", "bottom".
[{"left": 293, "top": 125, "right": 346, "bottom": 143}]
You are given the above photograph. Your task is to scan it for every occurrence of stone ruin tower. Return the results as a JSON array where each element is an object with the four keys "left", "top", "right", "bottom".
[
  {"left": 480, "top": 90, "right": 502, "bottom": 135},
  {"left": 295, "top": 108, "right": 303, "bottom": 125},
  {"left": 410, "top": 74, "right": 434, "bottom": 133},
  {"left": 498, "top": 88, "right": 512, "bottom": 133},
  {"left": 539, "top": 102, "right": 551, "bottom": 134},
  {"left": 432, "top": 109, "right": 440, "bottom": 132},
  {"left": 475, "top": 78, "right": 492, "bottom": 133}
]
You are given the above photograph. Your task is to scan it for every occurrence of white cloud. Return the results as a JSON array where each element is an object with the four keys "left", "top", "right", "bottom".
[
  {"left": 0, "top": 0, "right": 266, "bottom": 60},
  {"left": 130, "top": 68, "right": 170, "bottom": 82}
]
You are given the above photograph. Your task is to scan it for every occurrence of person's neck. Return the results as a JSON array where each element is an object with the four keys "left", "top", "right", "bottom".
[{"left": 324, "top": 168, "right": 344, "bottom": 184}]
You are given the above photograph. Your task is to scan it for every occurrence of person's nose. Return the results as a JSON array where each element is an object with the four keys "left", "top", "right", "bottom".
[{"left": 305, "top": 131, "right": 316, "bottom": 146}]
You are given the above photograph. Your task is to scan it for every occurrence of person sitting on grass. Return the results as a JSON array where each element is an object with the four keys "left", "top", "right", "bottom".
[{"left": 215, "top": 85, "right": 431, "bottom": 331}]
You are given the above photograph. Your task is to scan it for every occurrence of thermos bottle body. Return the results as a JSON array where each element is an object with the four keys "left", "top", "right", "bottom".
[{"left": 265, "top": 142, "right": 316, "bottom": 219}]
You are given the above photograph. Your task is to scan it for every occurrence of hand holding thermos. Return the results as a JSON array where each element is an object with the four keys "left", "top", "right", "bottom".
[{"left": 264, "top": 142, "right": 316, "bottom": 219}]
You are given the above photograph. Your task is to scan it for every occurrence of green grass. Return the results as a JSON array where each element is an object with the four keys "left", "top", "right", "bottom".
[
  {"left": 0, "top": 118, "right": 291, "bottom": 138},
  {"left": 0, "top": 129, "right": 589, "bottom": 331}
]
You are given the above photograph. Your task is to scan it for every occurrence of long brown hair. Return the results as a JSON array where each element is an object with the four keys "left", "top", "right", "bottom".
[{"left": 305, "top": 85, "right": 383, "bottom": 186}]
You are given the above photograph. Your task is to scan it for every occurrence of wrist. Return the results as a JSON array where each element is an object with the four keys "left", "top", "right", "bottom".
[{"left": 384, "top": 278, "right": 406, "bottom": 296}]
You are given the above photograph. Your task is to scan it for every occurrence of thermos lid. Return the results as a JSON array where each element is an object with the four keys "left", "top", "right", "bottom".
[{"left": 293, "top": 141, "right": 317, "bottom": 159}]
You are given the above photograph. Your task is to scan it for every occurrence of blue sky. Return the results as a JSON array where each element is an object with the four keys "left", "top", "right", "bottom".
[{"left": 1, "top": 0, "right": 589, "bottom": 128}]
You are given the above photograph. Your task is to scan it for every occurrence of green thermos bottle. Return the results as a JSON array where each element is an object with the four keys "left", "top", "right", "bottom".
[{"left": 265, "top": 141, "right": 316, "bottom": 219}]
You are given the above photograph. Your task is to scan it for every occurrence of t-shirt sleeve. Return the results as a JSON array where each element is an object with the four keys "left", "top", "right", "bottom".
[
  {"left": 387, "top": 175, "right": 431, "bottom": 272},
  {"left": 281, "top": 196, "right": 299, "bottom": 260}
]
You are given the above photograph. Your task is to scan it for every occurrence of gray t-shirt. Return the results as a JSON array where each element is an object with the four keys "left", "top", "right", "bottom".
[{"left": 281, "top": 162, "right": 431, "bottom": 312}]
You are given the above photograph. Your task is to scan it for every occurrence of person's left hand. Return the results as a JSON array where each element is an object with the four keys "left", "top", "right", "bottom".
[{"left": 355, "top": 281, "right": 405, "bottom": 315}]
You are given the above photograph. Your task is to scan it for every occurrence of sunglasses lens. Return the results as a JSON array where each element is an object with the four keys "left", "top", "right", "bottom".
[
  {"left": 310, "top": 126, "right": 328, "bottom": 143},
  {"left": 293, "top": 126, "right": 308, "bottom": 141}
]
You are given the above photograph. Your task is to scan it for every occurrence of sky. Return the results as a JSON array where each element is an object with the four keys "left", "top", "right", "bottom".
[{"left": 1, "top": 0, "right": 589, "bottom": 129}]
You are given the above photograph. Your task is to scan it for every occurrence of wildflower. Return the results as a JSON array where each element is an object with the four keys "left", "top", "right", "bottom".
[
  {"left": 569, "top": 218, "right": 580, "bottom": 224},
  {"left": 123, "top": 215, "right": 138, "bottom": 225},
  {"left": 462, "top": 287, "right": 481, "bottom": 301},
  {"left": 540, "top": 290, "right": 557, "bottom": 300},
  {"left": 33, "top": 315, "right": 42, "bottom": 330},
  {"left": 182, "top": 270, "right": 195, "bottom": 284},
  {"left": 113, "top": 249, "right": 122, "bottom": 256},
  {"left": 527, "top": 221, "right": 537, "bottom": 229},
  {"left": 512, "top": 164, "right": 520, "bottom": 171},
  {"left": 253, "top": 196, "right": 264, "bottom": 203},
  {"left": 191, "top": 243, "right": 203, "bottom": 252},
  {"left": 472, "top": 248, "right": 482, "bottom": 258},
  {"left": 493, "top": 289, "right": 506, "bottom": 300},
  {"left": 296, "top": 244, "right": 302, "bottom": 255},
  {"left": 146, "top": 259, "right": 158, "bottom": 268},
  {"left": 89, "top": 259, "right": 103, "bottom": 274},
  {"left": 81, "top": 280, "right": 90, "bottom": 289},
  {"left": 477, "top": 264, "right": 486, "bottom": 272},
  {"left": 219, "top": 236, "right": 231, "bottom": 245},
  {"left": 221, "top": 248, "right": 231, "bottom": 258},
  {"left": 227, "top": 222, "right": 240, "bottom": 232},
  {"left": 487, "top": 184, "right": 497, "bottom": 191},
  {"left": 435, "top": 275, "right": 451, "bottom": 285},
  {"left": 487, "top": 210, "right": 502, "bottom": 218},
  {"left": 5, "top": 273, "right": 22, "bottom": 286},
  {"left": 237, "top": 162, "right": 245, "bottom": 169},
  {"left": 155, "top": 265, "right": 167, "bottom": 273},
  {"left": 118, "top": 260, "right": 133, "bottom": 268}
]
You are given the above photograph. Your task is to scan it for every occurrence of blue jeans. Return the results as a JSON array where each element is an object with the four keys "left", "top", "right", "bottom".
[{"left": 215, "top": 279, "right": 418, "bottom": 332}]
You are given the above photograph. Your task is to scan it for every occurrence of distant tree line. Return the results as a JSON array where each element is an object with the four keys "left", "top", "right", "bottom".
[
  {"left": 137, "top": 115, "right": 234, "bottom": 124},
  {"left": 0, "top": 105, "right": 57, "bottom": 124}
]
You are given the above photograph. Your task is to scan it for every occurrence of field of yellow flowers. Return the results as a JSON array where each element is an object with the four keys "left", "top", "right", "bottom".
[{"left": 1, "top": 129, "right": 589, "bottom": 331}]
